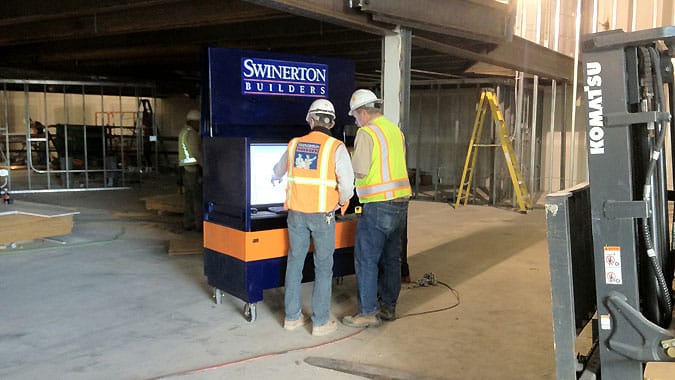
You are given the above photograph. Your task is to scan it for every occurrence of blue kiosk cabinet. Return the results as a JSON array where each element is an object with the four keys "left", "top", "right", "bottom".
[{"left": 201, "top": 48, "right": 356, "bottom": 321}]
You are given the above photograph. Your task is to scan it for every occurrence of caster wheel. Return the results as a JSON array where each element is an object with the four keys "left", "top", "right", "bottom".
[
  {"left": 213, "top": 288, "right": 223, "bottom": 304},
  {"left": 244, "top": 303, "right": 257, "bottom": 322}
]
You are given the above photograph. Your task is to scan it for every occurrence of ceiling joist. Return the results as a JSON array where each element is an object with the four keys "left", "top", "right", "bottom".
[
  {"left": 244, "top": 0, "right": 393, "bottom": 36},
  {"left": 0, "top": 0, "right": 573, "bottom": 95},
  {"left": 414, "top": 32, "right": 574, "bottom": 81},
  {"left": 356, "top": 0, "right": 515, "bottom": 44},
  {"left": 0, "top": 0, "right": 287, "bottom": 46}
]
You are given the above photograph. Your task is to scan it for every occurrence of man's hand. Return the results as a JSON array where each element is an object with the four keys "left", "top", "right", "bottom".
[
  {"left": 339, "top": 200, "right": 350, "bottom": 216},
  {"left": 271, "top": 175, "right": 282, "bottom": 186}
]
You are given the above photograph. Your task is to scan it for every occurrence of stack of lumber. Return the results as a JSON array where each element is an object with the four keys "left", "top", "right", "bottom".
[
  {"left": 0, "top": 201, "right": 78, "bottom": 244},
  {"left": 142, "top": 193, "right": 183, "bottom": 214}
]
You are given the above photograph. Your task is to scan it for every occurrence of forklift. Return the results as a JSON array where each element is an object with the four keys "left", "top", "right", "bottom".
[{"left": 546, "top": 27, "right": 675, "bottom": 379}]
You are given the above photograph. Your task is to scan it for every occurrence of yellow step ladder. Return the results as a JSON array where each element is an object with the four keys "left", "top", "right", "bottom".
[{"left": 455, "top": 90, "right": 532, "bottom": 212}]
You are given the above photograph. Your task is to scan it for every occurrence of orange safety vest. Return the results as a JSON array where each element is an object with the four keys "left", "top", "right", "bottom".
[{"left": 285, "top": 131, "right": 342, "bottom": 213}]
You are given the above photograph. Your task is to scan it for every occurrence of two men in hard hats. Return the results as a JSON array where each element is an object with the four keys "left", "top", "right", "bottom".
[
  {"left": 178, "top": 109, "right": 203, "bottom": 231},
  {"left": 274, "top": 90, "right": 411, "bottom": 332},
  {"left": 342, "top": 89, "right": 412, "bottom": 327},
  {"left": 273, "top": 99, "right": 355, "bottom": 336}
]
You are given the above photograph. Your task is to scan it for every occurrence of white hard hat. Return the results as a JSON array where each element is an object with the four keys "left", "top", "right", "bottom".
[
  {"left": 348, "top": 89, "right": 381, "bottom": 116},
  {"left": 186, "top": 109, "right": 201, "bottom": 121},
  {"left": 306, "top": 98, "right": 336, "bottom": 123}
]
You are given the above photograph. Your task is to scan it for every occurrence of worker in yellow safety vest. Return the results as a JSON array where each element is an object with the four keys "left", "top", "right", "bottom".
[
  {"left": 341, "top": 89, "right": 412, "bottom": 328},
  {"left": 178, "top": 109, "right": 203, "bottom": 231},
  {"left": 272, "top": 98, "right": 354, "bottom": 337}
]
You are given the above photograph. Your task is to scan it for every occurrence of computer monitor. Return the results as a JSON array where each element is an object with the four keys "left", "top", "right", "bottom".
[{"left": 249, "top": 142, "right": 288, "bottom": 208}]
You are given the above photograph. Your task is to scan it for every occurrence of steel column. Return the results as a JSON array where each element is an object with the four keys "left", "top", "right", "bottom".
[{"left": 382, "top": 25, "right": 411, "bottom": 132}]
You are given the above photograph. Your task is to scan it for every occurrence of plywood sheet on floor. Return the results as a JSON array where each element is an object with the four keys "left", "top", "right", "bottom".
[
  {"left": 142, "top": 193, "right": 183, "bottom": 214},
  {"left": 167, "top": 233, "right": 202, "bottom": 255},
  {"left": 0, "top": 200, "right": 78, "bottom": 244}
]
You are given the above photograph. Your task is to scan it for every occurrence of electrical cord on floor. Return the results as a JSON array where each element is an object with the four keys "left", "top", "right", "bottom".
[
  {"left": 149, "top": 272, "right": 460, "bottom": 379},
  {"left": 148, "top": 328, "right": 367, "bottom": 380},
  {"left": 398, "top": 272, "right": 461, "bottom": 319}
]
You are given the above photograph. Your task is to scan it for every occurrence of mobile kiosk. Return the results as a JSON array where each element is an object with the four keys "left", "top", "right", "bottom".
[{"left": 201, "top": 48, "right": 357, "bottom": 322}]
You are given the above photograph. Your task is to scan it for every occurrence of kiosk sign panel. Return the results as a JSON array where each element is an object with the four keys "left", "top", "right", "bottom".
[
  {"left": 241, "top": 58, "right": 328, "bottom": 98},
  {"left": 205, "top": 48, "right": 353, "bottom": 131}
]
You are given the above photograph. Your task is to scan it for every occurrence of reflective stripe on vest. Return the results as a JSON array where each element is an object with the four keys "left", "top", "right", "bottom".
[
  {"left": 178, "top": 127, "right": 197, "bottom": 166},
  {"left": 355, "top": 117, "right": 411, "bottom": 202},
  {"left": 356, "top": 179, "right": 411, "bottom": 197},
  {"left": 285, "top": 132, "right": 341, "bottom": 213}
]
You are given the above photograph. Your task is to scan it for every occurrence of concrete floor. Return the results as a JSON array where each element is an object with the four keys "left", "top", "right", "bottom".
[{"left": 0, "top": 179, "right": 555, "bottom": 380}]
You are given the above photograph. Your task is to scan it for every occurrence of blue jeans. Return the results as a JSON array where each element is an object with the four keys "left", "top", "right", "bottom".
[
  {"left": 354, "top": 200, "right": 409, "bottom": 315},
  {"left": 284, "top": 210, "right": 336, "bottom": 326}
]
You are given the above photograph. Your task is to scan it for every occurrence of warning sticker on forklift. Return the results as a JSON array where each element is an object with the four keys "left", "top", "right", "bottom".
[{"left": 603, "top": 246, "right": 622, "bottom": 285}]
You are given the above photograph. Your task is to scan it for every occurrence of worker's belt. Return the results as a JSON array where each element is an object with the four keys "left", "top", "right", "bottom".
[{"left": 383, "top": 197, "right": 409, "bottom": 203}]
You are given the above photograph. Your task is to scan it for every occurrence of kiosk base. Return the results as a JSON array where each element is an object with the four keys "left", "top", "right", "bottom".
[{"left": 203, "top": 219, "right": 357, "bottom": 322}]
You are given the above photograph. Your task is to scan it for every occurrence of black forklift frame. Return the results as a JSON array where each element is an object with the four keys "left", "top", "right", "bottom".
[{"left": 547, "top": 26, "right": 675, "bottom": 379}]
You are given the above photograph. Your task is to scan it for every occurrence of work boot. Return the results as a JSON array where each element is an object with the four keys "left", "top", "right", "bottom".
[
  {"left": 283, "top": 314, "right": 308, "bottom": 331},
  {"left": 378, "top": 307, "right": 396, "bottom": 321},
  {"left": 312, "top": 320, "right": 338, "bottom": 336},
  {"left": 341, "top": 313, "right": 382, "bottom": 328}
]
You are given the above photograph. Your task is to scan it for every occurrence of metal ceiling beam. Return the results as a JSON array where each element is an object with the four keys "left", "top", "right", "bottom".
[
  {"left": 0, "top": 0, "right": 288, "bottom": 46},
  {"left": 0, "top": 0, "right": 182, "bottom": 25},
  {"left": 355, "top": 0, "right": 515, "bottom": 44},
  {"left": 3, "top": 19, "right": 375, "bottom": 56},
  {"left": 244, "top": 0, "right": 393, "bottom": 36},
  {"left": 29, "top": 45, "right": 199, "bottom": 63},
  {"left": 413, "top": 33, "right": 575, "bottom": 82},
  {"left": 410, "top": 76, "right": 515, "bottom": 87},
  {"left": 0, "top": 21, "right": 383, "bottom": 68}
]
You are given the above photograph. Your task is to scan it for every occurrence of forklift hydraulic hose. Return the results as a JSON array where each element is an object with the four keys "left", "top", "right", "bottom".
[
  {"left": 644, "top": 47, "right": 668, "bottom": 182},
  {"left": 641, "top": 220, "right": 673, "bottom": 317},
  {"left": 639, "top": 47, "right": 674, "bottom": 320}
]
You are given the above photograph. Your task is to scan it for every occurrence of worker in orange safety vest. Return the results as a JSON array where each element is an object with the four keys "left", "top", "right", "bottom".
[{"left": 272, "top": 98, "right": 354, "bottom": 337}]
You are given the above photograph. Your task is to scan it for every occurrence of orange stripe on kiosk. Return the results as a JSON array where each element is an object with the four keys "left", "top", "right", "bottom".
[{"left": 204, "top": 219, "right": 357, "bottom": 262}]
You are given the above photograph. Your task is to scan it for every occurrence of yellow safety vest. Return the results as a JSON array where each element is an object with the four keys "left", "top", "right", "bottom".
[
  {"left": 178, "top": 126, "right": 197, "bottom": 166},
  {"left": 355, "top": 116, "right": 412, "bottom": 203},
  {"left": 285, "top": 131, "right": 341, "bottom": 213}
]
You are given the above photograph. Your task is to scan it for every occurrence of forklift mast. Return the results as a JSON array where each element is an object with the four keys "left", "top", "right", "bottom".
[{"left": 547, "top": 26, "right": 675, "bottom": 379}]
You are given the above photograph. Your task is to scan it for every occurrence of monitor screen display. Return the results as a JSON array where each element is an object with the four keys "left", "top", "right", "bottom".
[{"left": 249, "top": 143, "right": 288, "bottom": 206}]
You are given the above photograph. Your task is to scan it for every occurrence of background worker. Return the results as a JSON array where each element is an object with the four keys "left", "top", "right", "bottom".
[
  {"left": 272, "top": 99, "right": 354, "bottom": 336},
  {"left": 178, "top": 109, "right": 203, "bottom": 231},
  {"left": 342, "top": 89, "right": 412, "bottom": 327},
  {"left": 29, "top": 119, "right": 48, "bottom": 166}
]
